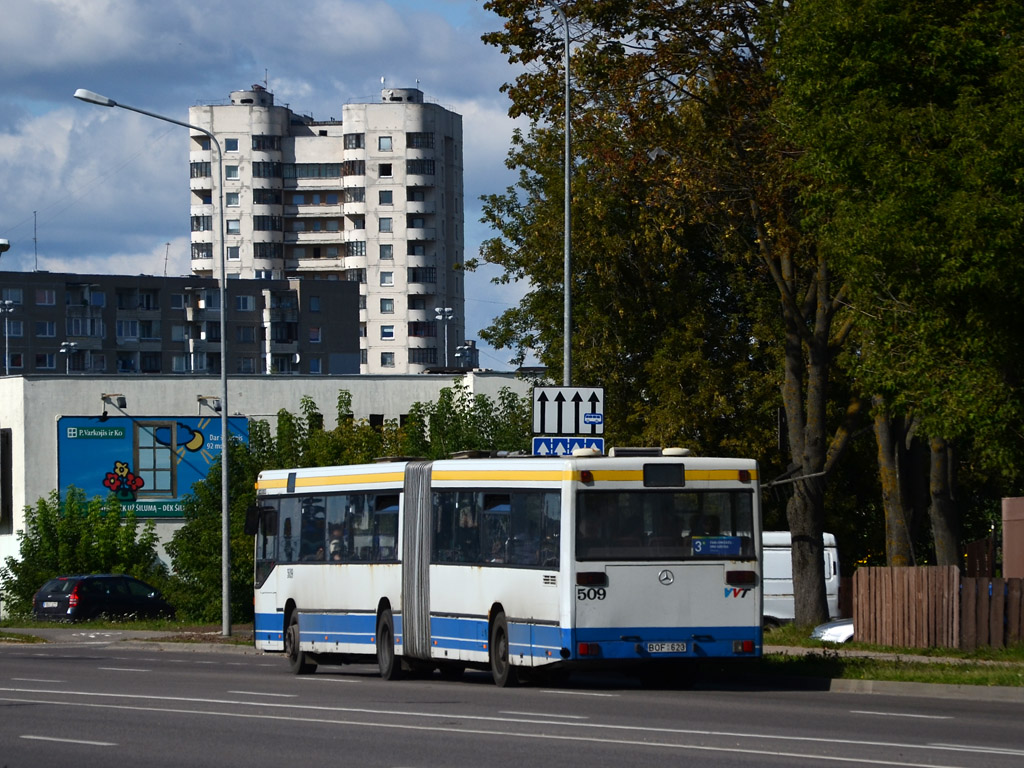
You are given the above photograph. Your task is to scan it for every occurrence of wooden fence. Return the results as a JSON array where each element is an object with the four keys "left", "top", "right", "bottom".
[{"left": 852, "top": 566, "right": 1024, "bottom": 650}]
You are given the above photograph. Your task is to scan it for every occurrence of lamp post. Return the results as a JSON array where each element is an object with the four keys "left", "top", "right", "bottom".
[
  {"left": 1, "top": 300, "right": 14, "bottom": 377},
  {"left": 434, "top": 306, "right": 454, "bottom": 367},
  {"left": 59, "top": 341, "right": 78, "bottom": 374},
  {"left": 543, "top": 1, "right": 572, "bottom": 386},
  {"left": 74, "top": 88, "right": 232, "bottom": 637}
]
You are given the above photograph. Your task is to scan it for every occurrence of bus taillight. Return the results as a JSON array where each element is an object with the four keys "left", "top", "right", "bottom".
[
  {"left": 732, "top": 640, "right": 755, "bottom": 654},
  {"left": 577, "top": 642, "right": 601, "bottom": 656},
  {"left": 576, "top": 571, "right": 608, "bottom": 587}
]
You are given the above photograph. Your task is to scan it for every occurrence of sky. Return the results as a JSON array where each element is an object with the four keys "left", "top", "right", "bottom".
[{"left": 0, "top": 0, "right": 538, "bottom": 370}]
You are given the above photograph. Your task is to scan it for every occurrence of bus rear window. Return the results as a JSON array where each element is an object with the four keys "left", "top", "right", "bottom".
[{"left": 576, "top": 490, "right": 755, "bottom": 561}]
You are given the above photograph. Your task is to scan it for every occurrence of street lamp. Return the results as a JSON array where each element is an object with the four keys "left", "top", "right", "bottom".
[
  {"left": 59, "top": 341, "right": 78, "bottom": 374},
  {"left": 1, "top": 300, "right": 14, "bottom": 377},
  {"left": 543, "top": 1, "right": 572, "bottom": 386},
  {"left": 434, "top": 306, "right": 454, "bottom": 367},
  {"left": 74, "top": 88, "right": 233, "bottom": 637}
]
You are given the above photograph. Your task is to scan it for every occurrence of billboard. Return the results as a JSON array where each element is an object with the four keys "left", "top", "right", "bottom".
[{"left": 57, "top": 415, "right": 249, "bottom": 518}]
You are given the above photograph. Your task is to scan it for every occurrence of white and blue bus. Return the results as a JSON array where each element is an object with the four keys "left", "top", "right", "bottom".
[{"left": 250, "top": 447, "right": 763, "bottom": 686}]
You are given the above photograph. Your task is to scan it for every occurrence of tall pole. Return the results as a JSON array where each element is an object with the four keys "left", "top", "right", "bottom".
[
  {"left": 544, "top": 2, "right": 572, "bottom": 386},
  {"left": 74, "top": 89, "right": 232, "bottom": 637},
  {"left": 2, "top": 301, "right": 11, "bottom": 376}
]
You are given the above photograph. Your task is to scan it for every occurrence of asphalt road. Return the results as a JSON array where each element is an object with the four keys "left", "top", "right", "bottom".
[{"left": 2, "top": 633, "right": 1023, "bottom": 768}]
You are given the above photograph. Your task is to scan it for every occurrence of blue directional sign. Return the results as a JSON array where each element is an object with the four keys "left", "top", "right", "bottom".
[{"left": 532, "top": 436, "right": 605, "bottom": 456}]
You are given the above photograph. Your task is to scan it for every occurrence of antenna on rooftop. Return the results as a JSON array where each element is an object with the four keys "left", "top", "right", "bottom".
[{"left": 164, "top": 242, "right": 170, "bottom": 277}]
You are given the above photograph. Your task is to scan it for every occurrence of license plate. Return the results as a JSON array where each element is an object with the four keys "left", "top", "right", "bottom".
[
  {"left": 43, "top": 601, "right": 58, "bottom": 608},
  {"left": 647, "top": 642, "right": 686, "bottom": 653}
]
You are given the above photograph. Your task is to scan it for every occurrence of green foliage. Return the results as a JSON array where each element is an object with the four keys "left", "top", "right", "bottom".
[
  {"left": 409, "top": 380, "right": 532, "bottom": 458},
  {"left": 0, "top": 489, "right": 163, "bottom": 616}
]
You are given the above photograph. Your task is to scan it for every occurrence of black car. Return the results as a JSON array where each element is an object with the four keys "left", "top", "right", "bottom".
[{"left": 32, "top": 574, "right": 174, "bottom": 621}]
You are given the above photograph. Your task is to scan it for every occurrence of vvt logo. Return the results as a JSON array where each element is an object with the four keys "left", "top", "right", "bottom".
[{"left": 724, "top": 587, "right": 751, "bottom": 598}]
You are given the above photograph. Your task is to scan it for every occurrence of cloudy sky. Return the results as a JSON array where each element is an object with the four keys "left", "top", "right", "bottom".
[{"left": 0, "top": 0, "right": 540, "bottom": 370}]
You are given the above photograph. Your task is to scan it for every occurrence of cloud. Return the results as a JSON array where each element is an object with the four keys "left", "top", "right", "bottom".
[{"left": 0, "top": 0, "right": 533, "bottom": 367}]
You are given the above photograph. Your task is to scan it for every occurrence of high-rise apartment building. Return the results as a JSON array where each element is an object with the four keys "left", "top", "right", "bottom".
[{"left": 188, "top": 86, "right": 467, "bottom": 374}]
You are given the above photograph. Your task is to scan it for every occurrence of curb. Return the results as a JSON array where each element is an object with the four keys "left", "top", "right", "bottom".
[{"left": 828, "top": 678, "right": 1024, "bottom": 703}]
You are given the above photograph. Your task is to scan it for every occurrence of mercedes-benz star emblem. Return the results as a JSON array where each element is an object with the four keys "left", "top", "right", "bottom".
[{"left": 658, "top": 569, "right": 675, "bottom": 585}]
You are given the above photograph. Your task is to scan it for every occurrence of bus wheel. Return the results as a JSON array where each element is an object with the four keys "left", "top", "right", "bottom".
[
  {"left": 377, "top": 609, "right": 402, "bottom": 680},
  {"left": 285, "top": 612, "right": 317, "bottom": 675},
  {"left": 489, "top": 612, "right": 518, "bottom": 687}
]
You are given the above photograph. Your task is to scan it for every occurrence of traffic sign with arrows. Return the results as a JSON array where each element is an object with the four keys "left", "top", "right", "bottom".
[{"left": 532, "top": 387, "right": 605, "bottom": 435}]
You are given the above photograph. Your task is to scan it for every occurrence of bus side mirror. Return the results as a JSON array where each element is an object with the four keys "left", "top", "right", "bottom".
[{"left": 244, "top": 504, "right": 260, "bottom": 536}]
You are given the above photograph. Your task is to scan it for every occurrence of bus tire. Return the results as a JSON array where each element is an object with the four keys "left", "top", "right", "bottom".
[
  {"left": 285, "top": 612, "right": 317, "bottom": 675},
  {"left": 489, "top": 612, "right": 518, "bottom": 687},
  {"left": 377, "top": 609, "right": 402, "bottom": 680}
]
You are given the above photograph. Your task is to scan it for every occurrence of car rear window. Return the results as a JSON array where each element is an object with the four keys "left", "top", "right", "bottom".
[{"left": 40, "top": 578, "right": 77, "bottom": 595}]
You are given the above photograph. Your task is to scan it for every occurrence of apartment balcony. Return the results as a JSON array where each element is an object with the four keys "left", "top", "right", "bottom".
[
  {"left": 406, "top": 227, "right": 436, "bottom": 240},
  {"left": 405, "top": 199, "right": 436, "bottom": 214},
  {"left": 284, "top": 230, "right": 343, "bottom": 244},
  {"left": 343, "top": 200, "right": 366, "bottom": 216},
  {"left": 65, "top": 305, "right": 104, "bottom": 320},
  {"left": 268, "top": 339, "right": 299, "bottom": 354},
  {"left": 269, "top": 308, "right": 299, "bottom": 323}
]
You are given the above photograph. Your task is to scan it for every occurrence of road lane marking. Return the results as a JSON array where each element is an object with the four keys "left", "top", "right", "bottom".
[
  {"left": 542, "top": 689, "right": 617, "bottom": 697},
  {"left": 0, "top": 695, "right": 984, "bottom": 767},
  {"left": 852, "top": 710, "right": 953, "bottom": 720},
  {"left": 12, "top": 678, "right": 64, "bottom": 683},
  {"left": 21, "top": 735, "right": 115, "bottom": 747},
  {"left": 98, "top": 667, "right": 150, "bottom": 673},
  {"left": 501, "top": 711, "right": 588, "bottom": 720},
  {"left": 0, "top": 686, "right": 1011, "bottom": 763},
  {"left": 228, "top": 691, "right": 298, "bottom": 697}
]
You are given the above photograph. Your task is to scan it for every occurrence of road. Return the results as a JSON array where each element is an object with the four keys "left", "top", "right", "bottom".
[{"left": 1, "top": 634, "right": 1022, "bottom": 768}]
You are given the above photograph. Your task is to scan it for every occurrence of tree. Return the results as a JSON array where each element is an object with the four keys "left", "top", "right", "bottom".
[
  {"left": 482, "top": 0, "right": 851, "bottom": 624},
  {"left": 775, "top": 0, "right": 1024, "bottom": 564},
  {"left": 0, "top": 489, "right": 163, "bottom": 616}
]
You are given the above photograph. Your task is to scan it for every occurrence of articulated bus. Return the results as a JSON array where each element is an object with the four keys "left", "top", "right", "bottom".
[{"left": 250, "top": 447, "right": 763, "bottom": 687}]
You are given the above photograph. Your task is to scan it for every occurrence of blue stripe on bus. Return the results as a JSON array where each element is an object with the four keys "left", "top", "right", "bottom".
[{"left": 572, "top": 624, "right": 762, "bottom": 660}]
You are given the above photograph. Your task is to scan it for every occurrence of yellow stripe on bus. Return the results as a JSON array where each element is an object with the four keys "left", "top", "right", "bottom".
[
  {"left": 256, "top": 471, "right": 405, "bottom": 490},
  {"left": 431, "top": 469, "right": 569, "bottom": 483}
]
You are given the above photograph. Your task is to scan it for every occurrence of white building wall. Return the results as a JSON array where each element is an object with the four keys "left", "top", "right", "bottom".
[{"left": 0, "top": 372, "right": 530, "bottom": 576}]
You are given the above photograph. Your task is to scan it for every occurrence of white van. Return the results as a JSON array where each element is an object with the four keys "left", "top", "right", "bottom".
[{"left": 762, "top": 531, "right": 840, "bottom": 625}]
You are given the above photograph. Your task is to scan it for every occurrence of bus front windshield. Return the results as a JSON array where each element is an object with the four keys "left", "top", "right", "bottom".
[{"left": 576, "top": 490, "right": 755, "bottom": 561}]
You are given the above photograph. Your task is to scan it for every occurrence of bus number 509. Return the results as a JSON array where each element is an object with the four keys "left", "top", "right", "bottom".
[{"left": 577, "top": 587, "right": 607, "bottom": 601}]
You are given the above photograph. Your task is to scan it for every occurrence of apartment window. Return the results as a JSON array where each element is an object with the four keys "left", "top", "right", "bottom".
[
  {"left": 253, "top": 216, "right": 282, "bottom": 231},
  {"left": 8, "top": 320, "right": 23, "bottom": 337},
  {"left": 326, "top": 192, "right": 338, "bottom": 204},
  {"left": 342, "top": 160, "right": 366, "bottom": 176},
  {"left": 380, "top": 244, "right": 393, "bottom": 260},
  {"left": 236, "top": 325, "right": 255, "bottom": 343},
  {"left": 353, "top": 217, "right": 365, "bottom": 230},
  {"left": 407, "top": 159, "right": 435, "bottom": 175},
  {"left": 409, "top": 347, "right": 437, "bottom": 365},
  {"left": 171, "top": 325, "right": 186, "bottom": 342},
  {"left": 225, "top": 138, "right": 239, "bottom": 152},
  {"left": 139, "top": 320, "right": 159, "bottom": 339},
  {"left": 192, "top": 243, "right": 212, "bottom": 259},
  {"left": 255, "top": 243, "right": 283, "bottom": 259},
  {"left": 225, "top": 165, "right": 239, "bottom": 179},
  {"left": 346, "top": 269, "right": 367, "bottom": 283},
  {"left": 408, "top": 267, "right": 437, "bottom": 283},
  {"left": 326, "top": 246, "right": 340, "bottom": 259},
  {"left": 35, "top": 288, "right": 56, "bottom": 305},
  {"left": 292, "top": 193, "right": 305, "bottom": 205},
  {"left": 252, "top": 135, "right": 281, "bottom": 150},
  {"left": 407, "top": 132, "right": 434, "bottom": 148},
  {"left": 408, "top": 243, "right": 426, "bottom": 255},
  {"left": 379, "top": 217, "right": 392, "bottom": 233},
  {"left": 326, "top": 220, "right": 339, "bottom": 231},
  {"left": 344, "top": 188, "right": 365, "bottom": 203},
  {"left": 7, "top": 352, "right": 23, "bottom": 369},
  {"left": 379, "top": 163, "right": 392, "bottom": 178},
  {"left": 190, "top": 162, "right": 211, "bottom": 178},
  {"left": 408, "top": 321, "right": 437, "bottom": 338},
  {"left": 345, "top": 241, "right": 366, "bottom": 258},
  {"left": 117, "top": 320, "right": 139, "bottom": 340},
  {"left": 226, "top": 220, "right": 241, "bottom": 234},
  {"left": 35, "top": 320, "right": 56, "bottom": 337},
  {"left": 408, "top": 216, "right": 426, "bottom": 228},
  {"left": 227, "top": 246, "right": 241, "bottom": 261},
  {"left": 252, "top": 161, "right": 282, "bottom": 178},
  {"left": 309, "top": 327, "right": 322, "bottom": 343},
  {"left": 360, "top": 349, "right": 368, "bottom": 365},
  {"left": 379, "top": 190, "right": 393, "bottom": 205},
  {"left": 140, "top": 352, "right": 161, "bottom": 372},
  {"left": 344, "top": 133, "right": 364, "bottom": 149},
  {"left": 226, "top": 192, "right": 240, "bottom": 207},
  {"left": 310, "top": 296, "right": 321, "bottom": 312},
  {"left": 381, "top": 325, "right": 395, "bottom": 340},
  {"left": 35, "top": 353, "right": 56, "bottom": 370},
  {"left": 238, "top": 357, "right": 257, "bottom": 374},
  {"left": 378, "top": 136, "right": 393, "bottom": 151},
  {"left": 380, "top": 271, "right": 394, "bottom": 286},
  {"left": 309, "top": 358, "right": 322, "bottom": 374},
  {"left": 66, "top": 317, "right": 103, "bottom": 337},
  {"left": 191, "top": 216, "right": 213, "bottom": 232},
  {"left": 172, "top": 355, "right": 188, "bottom": 373},
  {"left": 236, "top": 295, "right": 255, "bottom": 311},
  {"left": 408, "top": 187, "right": 426, "bottom": 202},
  {"left": 358, "top": 295, "right": 366, "bottom": 309},
  {"left": 409, "top": 296, "right": 427, "bottom": 311},
  {"left": 253, "top": 188, "right": 282, "bottom": 204},
  {"left": 292, "top": 221, "right": 305, "bottom": 232},
  {"left": 2, "top": 288, "right": 22, "bottom": 304},
  {"left": 381, "top": 352, "right": 395, "bottom": 368},
  {"left": 380, "top": 298, "right": 394, "bottom": 314}
]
